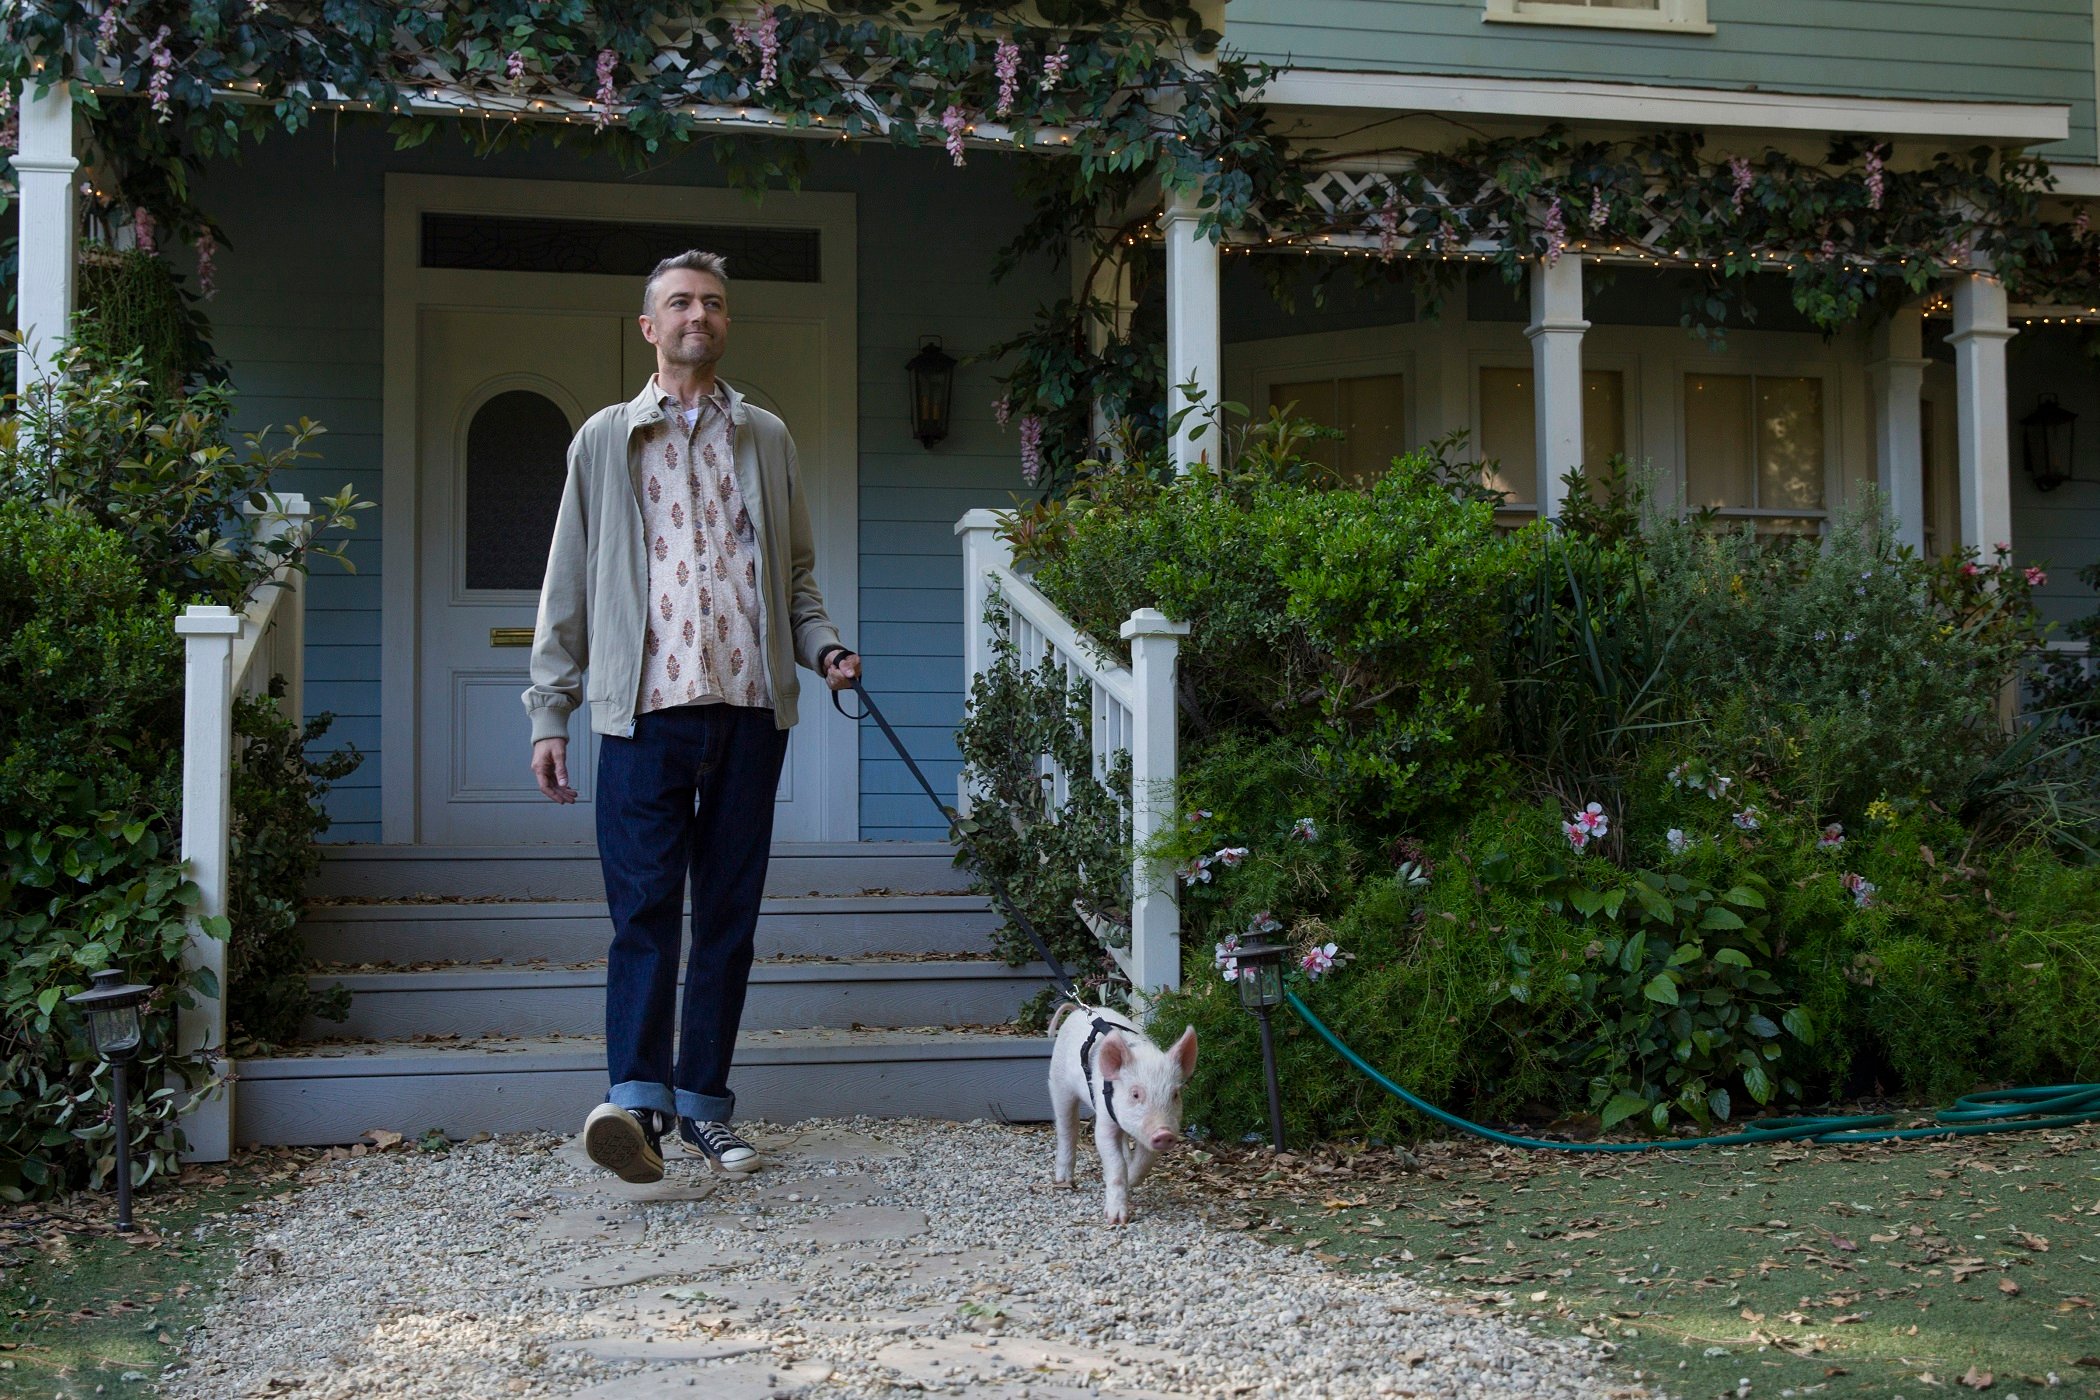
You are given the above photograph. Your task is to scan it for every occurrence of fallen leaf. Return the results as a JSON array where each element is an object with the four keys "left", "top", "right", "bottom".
[
  {"left": 1998, "top": 1277, "right": 2020, "bottom": 1296},
  {"left": 1958, "top": 1364, "right": 1994, "bottom": 1390}
]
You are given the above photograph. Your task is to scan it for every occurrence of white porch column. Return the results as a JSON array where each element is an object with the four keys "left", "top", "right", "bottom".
[
  {"left": 12, "top": 80, "right": 80, "bottom": 395},
  {"left": 174, "top": 605, "right": 243, "bottom": 1164},
  {"left": 1527, "top": 254, "right": 1587, "bottom": 521},
  {"left": 1869, "top": 304, "right": 1931, "bottom": 553},
  {"left": 1949, "top": 273, "right": 2017, "bottom": 556},
  {"left": 1160, "top": 189, "right": 1221, "bottom": 473}
]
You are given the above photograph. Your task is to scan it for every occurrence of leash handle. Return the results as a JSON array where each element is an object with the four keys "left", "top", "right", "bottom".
[{"left": 836, "top": 677, "right": 1080, "bottom": 1001}]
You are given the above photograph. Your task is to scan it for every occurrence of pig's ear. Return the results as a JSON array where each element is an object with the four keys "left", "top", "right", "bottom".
[
  {"left": 1169, "top": 1025, "right": 1198, "bottom": 1079},
  {"left": 1096, "top": 1033, "right": 1128, "bottom": 1082}
]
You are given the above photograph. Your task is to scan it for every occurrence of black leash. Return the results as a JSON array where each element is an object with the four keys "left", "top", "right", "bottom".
[{"left": 833, "top": 677, "right": 1081, "bottom": 1002}]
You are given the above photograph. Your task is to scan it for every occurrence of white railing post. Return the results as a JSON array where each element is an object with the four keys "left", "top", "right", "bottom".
[
  {"left": 954, "top": 509, "right": 1013, "bottom": 815},
  {"left": 1121, "top": 608, "right": 1191, "bottom": 996},
  {"left": 173, "top": 605, "right": 242, "bottom": 1163}
]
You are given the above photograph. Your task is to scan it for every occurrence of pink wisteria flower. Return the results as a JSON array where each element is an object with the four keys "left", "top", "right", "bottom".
[
  {"left": 1376, "top": 187, "right": 1400, "bottom": 262},
  {"left": 2025, "top": 565, "right": 2048, "bottom": 587},
  {"left": 730, "top": 11, "right": 782, "bottom": 92},
  {"left": 1291, "top": 817, "right": 1318, "bottom": 842},
  {"left": 131, "top": 207, "right": 157, "bottom": 255},
  {"left": 1729, "top": 156, "right": 1754, "bottom": 212},
  {"left": 1841, "top": 872, "right": 1878, "bottom": 908},
  {"left": 1300, "top": 942, "right": 1340, "bottom": 980},
  {"left": 592, "top": 49, "right": 618, "bottom": 128},
  {"left": 195, "top": 228, "right": 218, "bottom": 299},
  {"left": 1863, "top": 145, "right": 1886, "bottom": 211},
  {"left": 1017, "top": 414, "right": 1044, "bottom": 484},
  {"left": 147, "top": 26, "right": 175, "bottom": 122},
  {"left": 506, "top": 49, "right": 526, "bottom": 89},
  {"left": 1039, "top": 45, "right": 1069, "bottom": 91},
  {"left": 1817, "top": 822, "right": 1846, "bottom": 851},
  {"left": 2078, "top": 208, "right": 2093, "bottom": 239},
  {"left": 1588, "top": 184, "right": 1609, "bottom": 232},
  {"left": 96, "top": 4, "right": 120, "bottom": 51},
  {"left": 1732, "top": 806, "right": 1762, "bottom": 832},
  {"left": 1542, "top": 196, "right": 1567, "bottom": 266},
  {"left": 993, "top": 39, "right": 1022, "bottom": 117},
  {"left": 0, "top": 91, "right": 15, "bottom": 153},
  {"left": 1213, "top": 846, "right": 1250, "bottom": 869},
  {"left": 941, "top": 103, "right": 970, "bottom": 167},
  {"left": 991, "top": 396, "right": 1012, "bottom": 428}
]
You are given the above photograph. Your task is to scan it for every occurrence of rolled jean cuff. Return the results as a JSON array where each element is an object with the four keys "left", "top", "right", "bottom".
[
  {"left": 675, "top": 1088, "right": 735, "bottom": 1123},
  {"left": 608, "top": 1079, "right": 676, "bottom": 1117}
]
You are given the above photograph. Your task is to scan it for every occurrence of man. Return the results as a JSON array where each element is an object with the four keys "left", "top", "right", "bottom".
[{"left": 524, "top": 249, "right": 860, "bottom": 1184}]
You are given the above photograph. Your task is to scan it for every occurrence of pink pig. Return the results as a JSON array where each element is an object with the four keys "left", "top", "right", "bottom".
[{"left": 1048, "top": 1003, "right": 1199, "bottom": 1225}]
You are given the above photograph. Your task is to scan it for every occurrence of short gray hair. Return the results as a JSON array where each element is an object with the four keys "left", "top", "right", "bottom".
[{"left": 643, "top": 250, "right": 729, "bottom": 315}]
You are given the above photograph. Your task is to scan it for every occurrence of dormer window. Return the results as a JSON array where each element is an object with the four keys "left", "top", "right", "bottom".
[{"left": 1484, "top": 0, "right": 1715, "bottom": 34}]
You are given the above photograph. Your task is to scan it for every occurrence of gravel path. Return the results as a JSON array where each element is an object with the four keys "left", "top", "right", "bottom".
[{"left": 163, "top": 1119, "right": 1626, "bottom": 1399}]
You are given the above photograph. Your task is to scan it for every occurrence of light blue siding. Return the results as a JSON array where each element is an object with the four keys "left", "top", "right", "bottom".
[
  {"left": 194, "top": 125, "right": 1061, "bottom": 841},
  {"left": 1228, "top": 0, "right": 2097, "bottom": 162}
]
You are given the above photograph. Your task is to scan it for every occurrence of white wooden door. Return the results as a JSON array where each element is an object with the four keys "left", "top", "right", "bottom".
[{"left": 416, "top": 302, "right": 853, "bottom": 844}]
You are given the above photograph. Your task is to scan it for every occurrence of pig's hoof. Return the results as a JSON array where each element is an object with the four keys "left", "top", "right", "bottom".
[{"left": 1104, "top": 1206, "right": 1131, "bottom": 1226}]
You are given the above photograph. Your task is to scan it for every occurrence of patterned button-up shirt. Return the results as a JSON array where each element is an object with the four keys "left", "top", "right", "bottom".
[{"left": 635, "top": 378, "right": 771, "bottom": 714}]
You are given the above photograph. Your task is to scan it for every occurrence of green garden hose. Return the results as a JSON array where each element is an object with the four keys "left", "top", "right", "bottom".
[{"left": 1286, "top": 990, "right": 2100, "bottom": 1151}]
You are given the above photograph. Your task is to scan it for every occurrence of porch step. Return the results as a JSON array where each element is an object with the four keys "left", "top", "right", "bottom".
[
  {"left": 310, "top": 842, "right": 971, "bottom": 901},
  {"left": 235, "top": 1029, "right": 1052, "bottom": 1146},
  {"left": 304, "top": 957, "right": 1053, "bottom": 1041},
  {"left": 300, "top": 895, "right": 1000, "bottom": 966}
]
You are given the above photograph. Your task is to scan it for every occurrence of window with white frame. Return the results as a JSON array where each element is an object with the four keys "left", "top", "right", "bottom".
[
  {"left": 1483, "top": 0, "right": 1714, "bottom": 34},
  {"left": 1683, "top": 372, "right": 1828, "bottom": 534},
  {"left": 1477, "top": 367, "right": 1629, "bottom": 508},
  {"left": 1269, "top": 373, "right": 1407, "bottom": 484}
]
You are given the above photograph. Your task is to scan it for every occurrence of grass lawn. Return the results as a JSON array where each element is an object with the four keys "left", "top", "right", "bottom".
[
  {"left": 1160, "top": 1122, "right": 2100, "bottom": 1397},
  {"left": 0, "top": 1147, "right": 314, "bottom": 1398}
]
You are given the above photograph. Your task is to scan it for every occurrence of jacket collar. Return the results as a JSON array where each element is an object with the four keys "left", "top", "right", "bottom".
[{"left": 625, "top": 375, "right": 749, "bottom": 435}]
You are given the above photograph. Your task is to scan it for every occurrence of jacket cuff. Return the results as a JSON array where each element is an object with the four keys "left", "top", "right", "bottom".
[{"left": 528, "top": 704, "right": 573, "bottom": 745}]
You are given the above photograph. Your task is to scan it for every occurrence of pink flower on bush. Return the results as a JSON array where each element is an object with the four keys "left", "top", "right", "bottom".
[
  {"left": 1248, "top": 911, "right": 1283, "bottom": 937},
  {"left": 941, "top": 103, "right": 970, "bottom": 166},
  {"left": 994, "top": 39, "right": 1022, "bottom": 117},
  {"left": 1185, "top": 808, "right": 1213, "bottom": 826},
  {"left": 1017, "top": 414, "right": 1044, "bottom": 484},
  {"left": 1214, "top": 932, "right": 1242, "bottom": 982},
  {"left": 1213, "top": 846, "right": 1250, "bottom": 869},
  {"left": 1180, "top": 855, "right": 1212, "bottom": 887},
  {"left": 1562, "top": 801, "right": 1608, "bottom": 851},
  {"left": 1665, "top": 828, "right": 1692, "bottom": 855},
  {"left": 1732, "top": 806, "right": 1762, "bottom": 832},
  {"left": 1961, "top": 562, "right": 1981, "bottom": 578},
  {"left": 2024, "top": 566, "right": 2048, "bottom": 587},
  {"left": 1817, "top": 822, "right": 1845, "bottom": 851},
  {"left": 1291, "top": 817, "right": 1318, "bottom": 842},
  {"left": 1841, "top": 872, "right": 1878, "bottom": 908},
  {"left": 1300, "top": 942, "right": 1340, "bottom": 980}
]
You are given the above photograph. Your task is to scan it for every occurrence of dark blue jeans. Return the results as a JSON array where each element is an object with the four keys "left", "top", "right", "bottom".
[{"left": 597, "top": 704, "right": 789, "bottom": 1124}]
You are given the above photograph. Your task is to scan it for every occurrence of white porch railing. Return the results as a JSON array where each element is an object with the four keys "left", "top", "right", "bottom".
[
  {"left": 173, "top": 494, "right": 313, "bottom": 1162},
  {"left": 955, "top": 510, "right": 1189, "bottom": 996}
]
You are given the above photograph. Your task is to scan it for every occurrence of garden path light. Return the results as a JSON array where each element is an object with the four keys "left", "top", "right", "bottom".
[{"left": 66, "top": 966, "right": 152, "bottom": 1233}]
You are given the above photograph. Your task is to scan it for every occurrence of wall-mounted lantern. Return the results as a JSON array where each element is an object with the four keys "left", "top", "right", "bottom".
[
  {"left": 2021, "top": 393, "right": 2080, "bottom": 492},
  {"left": 906, "top": 336, "right": 956, "bottom": 449}
]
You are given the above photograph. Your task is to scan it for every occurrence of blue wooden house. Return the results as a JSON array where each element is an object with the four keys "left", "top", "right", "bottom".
[{"left": 11, "top": 1, "right": 2098, "bottom": 1154}]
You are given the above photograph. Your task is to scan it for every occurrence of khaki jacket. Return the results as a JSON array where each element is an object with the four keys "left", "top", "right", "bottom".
[{"left": 523, "top": 378, "right": 844, "bottom": 743}]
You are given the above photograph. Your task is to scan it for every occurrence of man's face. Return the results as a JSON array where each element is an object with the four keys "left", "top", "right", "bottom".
[{"left": 641, "top": 269, "right": 729, "bottom": 370}]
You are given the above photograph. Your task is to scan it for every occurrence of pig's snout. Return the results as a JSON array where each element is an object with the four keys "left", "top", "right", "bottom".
[{"left": 1148, "top": 1128, "right": 1178, "bottom": 1150}]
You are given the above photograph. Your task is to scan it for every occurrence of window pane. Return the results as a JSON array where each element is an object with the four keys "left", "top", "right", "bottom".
[
  {"left": 1582, "top": 370, "right": 1627, "bottom": 467},
  {"left": 464, "top": 389, "right": 573, "bottom": 591},
  {"left": 1478, "top": 367, "right": 1537, "bottom": 505},
  {"left": 1684, "top": 373, "right": 1754, "bottom": 509},
  {"left": 1337, "top": 373, "right": 1407, "bottom": 484},
  {"left": 1271, "top": 379, "right": 1341, "bottom": 475},
  {"left": 1756, "top": 377, "right": 1825, "bottom": 510}
]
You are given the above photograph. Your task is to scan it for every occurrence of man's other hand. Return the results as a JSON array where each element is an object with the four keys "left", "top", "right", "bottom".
[
  {"left": 824, "top": 650, "right": 862, "bottom": 692},
  {"left": 532, "top": 737, "right": 578, "bottom": 804}
]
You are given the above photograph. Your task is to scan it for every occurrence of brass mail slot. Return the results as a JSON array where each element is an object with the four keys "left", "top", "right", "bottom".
[{"left": 490, "top": 627, "right": 535, "bottom": 648}]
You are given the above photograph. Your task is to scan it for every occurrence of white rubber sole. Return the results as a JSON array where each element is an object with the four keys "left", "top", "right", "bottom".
[{"left": 583, "top": 1103, "right": 665, "bottom": 1184}]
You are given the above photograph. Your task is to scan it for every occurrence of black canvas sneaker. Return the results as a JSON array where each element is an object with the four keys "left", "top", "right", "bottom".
[
  {"left": 678, "top": 1118, "right": 760, "bottom": 1173},
  {"left": 582, "top": 1103, "right": 666, "bottom": 1184}
]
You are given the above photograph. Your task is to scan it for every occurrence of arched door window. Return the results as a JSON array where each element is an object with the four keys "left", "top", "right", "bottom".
[{"left": 463, "top": 389, "right": 571, "bottom": 591}]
